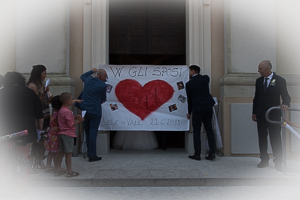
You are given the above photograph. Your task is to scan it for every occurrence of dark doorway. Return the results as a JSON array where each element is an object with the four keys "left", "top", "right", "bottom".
[
  {"left": 109, "top": 0, "right": 186, "bottom": 64},
  {"left": 109, "top": 0, "right": 186, "bottom": 148}
]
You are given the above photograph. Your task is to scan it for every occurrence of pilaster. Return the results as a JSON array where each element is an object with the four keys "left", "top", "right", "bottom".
[
  {"left": 83, "top": 0, "right": 109, "bottom": 71},
  {"left": 187, "top": 0, "right": 211, "bottom": 77}
]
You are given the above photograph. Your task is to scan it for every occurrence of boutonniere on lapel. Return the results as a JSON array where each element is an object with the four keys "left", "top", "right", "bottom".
[{"left": 270, "top": 79, "right": 276, "bottom": 86}]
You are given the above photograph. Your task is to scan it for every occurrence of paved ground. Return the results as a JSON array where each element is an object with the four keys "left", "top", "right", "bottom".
[
  {"left": 1, "top": 148, "right": 300, "bottom": 200},
  {"left": 4, "top": 186, "right": 300, "bottom": 200}
]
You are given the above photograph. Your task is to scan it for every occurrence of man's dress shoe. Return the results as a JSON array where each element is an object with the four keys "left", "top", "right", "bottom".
[
  {"left": 257, "top": 161, "right": 269, "bottom": 168},
  {"left": 205, "top": 154, "right": 215, "bottom": 161},
  {"left": 89, "top": 156, "right": 102, "bottom": 162},
  {"left": 188, "top": 155, "right": 201, "bottom": 161}
]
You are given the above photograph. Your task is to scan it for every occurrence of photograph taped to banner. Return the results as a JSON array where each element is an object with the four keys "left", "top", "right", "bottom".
[{"left": 98, "top": 65, "right": 189, "bottom": 131}]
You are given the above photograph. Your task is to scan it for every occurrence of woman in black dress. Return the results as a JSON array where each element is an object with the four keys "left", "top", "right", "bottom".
[{"left": 27, "top": 65, "right": 53, "bottom": 169}]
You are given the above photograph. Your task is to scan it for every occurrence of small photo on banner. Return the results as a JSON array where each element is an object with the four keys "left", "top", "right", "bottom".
[
  {"left": 177, "top": 81, "right": 185, "bottom": 90},
  {"left": 110, "top": 103, "right": 118, "bottom": 111},
  {"left": 168, "top": 104, "right": 177, "bottom": 112},
  {"left": 177, "top": 94, "right": 186, "bottom": 103},
  {"left": 106, "top": 84, "right": 113, "bottom": 93}
]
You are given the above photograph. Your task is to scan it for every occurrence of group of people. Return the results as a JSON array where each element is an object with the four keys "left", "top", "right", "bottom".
[
  {"left": 0, "top": 60, "right": 295, "bottom": 178},
  {"left": 0, "top": 66, "right": 107, "bottom": 178},
  {"left": 185, "top": 61, "right": 292, "bottom": 173}
]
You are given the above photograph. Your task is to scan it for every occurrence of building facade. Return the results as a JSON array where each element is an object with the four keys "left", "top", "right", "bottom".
[{"left": 1, "top": 0, "right": 299, "bottom": 157}]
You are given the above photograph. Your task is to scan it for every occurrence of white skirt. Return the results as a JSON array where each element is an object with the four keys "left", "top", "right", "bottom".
[{"left": 113, "top": 131, "right": 158, "bottom": 150}]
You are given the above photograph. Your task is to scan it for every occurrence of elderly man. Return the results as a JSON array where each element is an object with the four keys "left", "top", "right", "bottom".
[
  {"left": 252, "top": 60, "right": 290, "bottom": 172},
  {"left": 80, "top": 68, "right": 107, "bottom": 162}
]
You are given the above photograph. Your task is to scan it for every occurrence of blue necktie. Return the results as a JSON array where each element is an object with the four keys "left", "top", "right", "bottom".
[{"left": 264, "top": 78, "right": 268, "bottom": 93}]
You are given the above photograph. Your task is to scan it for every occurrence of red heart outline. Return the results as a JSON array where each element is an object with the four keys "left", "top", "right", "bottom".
[{"left": 115, "top": 79, "right": 174, "bottom": 120}]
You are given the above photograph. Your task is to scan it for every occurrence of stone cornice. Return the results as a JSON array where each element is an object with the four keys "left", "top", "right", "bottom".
[
  {"left": 22, "top": 74, "right": 74, "bottom": 86},
  {"left": 220, "top": 73, "right": 258, "bottom": 86},
  {"left": 220, "top": 73, "right": 300, "bottom": 86}
]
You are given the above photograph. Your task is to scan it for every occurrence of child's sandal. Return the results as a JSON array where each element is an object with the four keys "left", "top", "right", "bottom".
[
  {"left": 66, "top": 171, "right": 79, "bottom": 178},
  {"left": 45, "top": 168, "right": 55, "bottom": 173}
]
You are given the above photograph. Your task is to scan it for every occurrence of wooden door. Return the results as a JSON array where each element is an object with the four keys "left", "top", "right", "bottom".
[
  {"left": 109, "top": 0, "right": 147, "bottom": 54},
  {"left": 147, "top": 0, "right": 186, "bottom": 54},
  {"left": 109, "top": 0, "right": 186, "bottom": 55}
]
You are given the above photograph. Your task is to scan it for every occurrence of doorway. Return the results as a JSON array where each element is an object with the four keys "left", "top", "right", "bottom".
[
  {"left": 109, "top": 0, "right": 186, "bottom": 148},
  {"left": 109, "top": 0, "right": 186, "bottom": 64}
]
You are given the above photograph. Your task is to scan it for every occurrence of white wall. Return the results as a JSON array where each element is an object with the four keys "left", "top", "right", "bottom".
[
  {"left": 16, "top": 0, "right": 68, "bottom": 74},
  {"left": 0, "top": 0, "right": 16, "bottom": 75},
  {"left": 291, "top": 104, "right": 300, "bottom": 152},
  {"left": 231, "top": 103, "right": 272, "bottom": 154},
  {"left": 227, "top": 0, "right": 276, "bottom": 73}
]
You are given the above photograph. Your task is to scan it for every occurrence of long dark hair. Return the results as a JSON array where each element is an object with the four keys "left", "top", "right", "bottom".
[{"left": 27, "top": 64, "right": 46, "bottom": 86}]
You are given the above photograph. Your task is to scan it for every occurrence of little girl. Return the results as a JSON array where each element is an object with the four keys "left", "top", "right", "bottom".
[{"left": 44, "top": 95, "right": 62, "bottom": 172}]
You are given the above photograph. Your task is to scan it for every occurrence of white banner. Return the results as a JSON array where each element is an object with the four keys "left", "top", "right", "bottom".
[{"left": 98, "top": 65, "right": 189, "bottom": 131}]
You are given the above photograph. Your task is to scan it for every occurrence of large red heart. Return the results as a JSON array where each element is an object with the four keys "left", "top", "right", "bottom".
[{"left": 115, "top": 79, "right": 174, "bottom": 120}]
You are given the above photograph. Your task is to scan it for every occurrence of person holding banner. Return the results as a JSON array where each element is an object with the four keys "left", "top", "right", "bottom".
[
  {"left": 79, "top": 68, "right": 107, "bottom": 162},
  {"left": 186, "top": 65, "right": 216, "bottom": 161},
  {"left": 252, "top": 60, "right": 290, "bottom": 172}
]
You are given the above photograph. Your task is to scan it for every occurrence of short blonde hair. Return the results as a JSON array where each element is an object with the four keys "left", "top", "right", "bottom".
[{"left": 60, "top": 92, "right": 72, "bottom": 104}]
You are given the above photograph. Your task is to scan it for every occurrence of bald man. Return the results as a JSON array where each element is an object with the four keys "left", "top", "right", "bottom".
[
  {"left": 80, "top": 68, "right": 107, "bottom": 162},
  {"left": 252, "top": 60, "right": 290, "bottom": 172}
]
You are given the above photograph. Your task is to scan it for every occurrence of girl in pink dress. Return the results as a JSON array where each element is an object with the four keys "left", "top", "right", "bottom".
[{"left": 44, "top": 96, "right": 62, "bottom": 172}]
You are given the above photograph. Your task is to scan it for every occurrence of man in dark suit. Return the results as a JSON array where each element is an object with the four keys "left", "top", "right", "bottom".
[
  {"left": 186, "top": 65, "right": 216, "bottom": 161},
  {"left": 80, "top": 68, "right": 107, "bottom": 162},
  {"left": 252, "top": 60, "right": 290, "bottom": 172}
]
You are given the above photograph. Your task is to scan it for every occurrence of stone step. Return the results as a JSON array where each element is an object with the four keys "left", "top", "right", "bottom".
[{"left": 24, "top": 149, "right": 300, "bottom": 187}]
